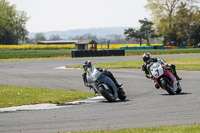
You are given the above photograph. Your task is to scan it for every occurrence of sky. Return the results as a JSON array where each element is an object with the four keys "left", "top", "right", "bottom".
[{"left": 7, "top": 0, "right": 151, "bottom": 33}]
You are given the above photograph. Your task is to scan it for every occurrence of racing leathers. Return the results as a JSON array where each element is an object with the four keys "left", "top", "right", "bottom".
[
  {"left": 82, "top": 66, "right": 122, "bottom": 88},
  {"left": 142, "top": 57, "right": 182, "bottom": 81}
]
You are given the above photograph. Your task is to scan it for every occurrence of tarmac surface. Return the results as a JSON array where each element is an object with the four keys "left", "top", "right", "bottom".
[{"left": 0, "top": 55, "right": 200, "bottom": 133}]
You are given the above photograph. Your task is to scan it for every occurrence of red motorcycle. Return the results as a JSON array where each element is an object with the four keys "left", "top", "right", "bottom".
[{"left": 149, "top": 62, "right": 182, "bottom": 95}]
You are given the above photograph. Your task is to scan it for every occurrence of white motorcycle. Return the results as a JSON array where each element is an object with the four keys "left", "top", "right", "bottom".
[{"left": 86, "top": 67, "right": 126, "bottom": 102}]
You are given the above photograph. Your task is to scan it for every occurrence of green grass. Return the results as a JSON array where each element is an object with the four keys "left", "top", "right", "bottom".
[
  {"left": 0, "top": 57, "right": 69, "bottom": 62},
  {"left": 125, "top": 48, "right": 200, "bottom": 56},
  {"left": 0, "top": 85, "right": 95, "bottom": 108},
  {"left": 0, "top": 48, "right": 200, "bottom": 59},
  {"left": 73, "top": 125, "right": 200, "bottom": 133},
  {"left": 0, "top": 49, "right": 71, "bottom": 59},
  {"left": 67, "top": 58, "right": 200, "bottom": 71},
  {"left": 165, "top": 58, "right": 200, "bottom": 71}
]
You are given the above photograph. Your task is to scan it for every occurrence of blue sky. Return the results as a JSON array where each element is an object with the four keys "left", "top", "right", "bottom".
[{"left": 8, "top": 0, "right": 150, "bottom": 32}]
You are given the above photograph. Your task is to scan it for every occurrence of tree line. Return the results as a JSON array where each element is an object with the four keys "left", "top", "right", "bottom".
[
  {"left": 31, "top": 32, "right": 137, "bottom": 45},
  {"left": 1, "top": 0, "right": 200, "bottom": 46},
  {"left": 0, "top": 0, "right": 28, "bottom": 44},
  {"left": 125, "top": 0, "right": 200, "bottom": 46}
]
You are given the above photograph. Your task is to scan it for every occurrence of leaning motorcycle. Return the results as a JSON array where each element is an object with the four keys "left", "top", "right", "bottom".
[
  {"left": 86, "top": 67, "right": 126, "bottom": 102},
  {"left": 149, "top": 62, "right": 182, "bottom": 95}
]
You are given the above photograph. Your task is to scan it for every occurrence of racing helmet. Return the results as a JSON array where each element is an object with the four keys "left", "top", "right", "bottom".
[
  {"left": 82, "top": 60, "right": 92, "bottom": 71},
  {"left": 143, "top": 52, "right": 151, "bottom": 63}
]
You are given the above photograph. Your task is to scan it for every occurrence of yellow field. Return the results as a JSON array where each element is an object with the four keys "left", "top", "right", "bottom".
[
  {"left": 93, "top": 44, "right": 163, "bottom": 49},
  {"left": 0, "top": 44, "right": 163, "bottom": 50},
  {"left": 0, "top": 44, "right": 75, "bottom": 49}
]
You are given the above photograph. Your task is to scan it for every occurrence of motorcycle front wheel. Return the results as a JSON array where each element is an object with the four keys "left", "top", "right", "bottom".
[
  {"left": 161, "top": 80, "right": 175, "bottom": 95},
  {"left": 99, "top": 86, "right": 116, "bottom": 102}
]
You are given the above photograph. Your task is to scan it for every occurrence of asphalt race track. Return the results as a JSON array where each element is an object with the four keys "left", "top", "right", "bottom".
[{"left": 0, "top": 55, "right": 200, "bottom": 133}]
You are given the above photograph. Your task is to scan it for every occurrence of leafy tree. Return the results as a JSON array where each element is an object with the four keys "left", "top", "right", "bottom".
[
  {"left": 34, "top": 33, "right": 46, "bottom": 42},
  {"left": 49, "top": 35, "right": 62, "bottom": 41},
  {"left": 174, "top": 3, "right": 192, "bottom": 45},
  {"left": 72, "top": 33, "right": 97, "bottom": 41},
  {"left": 145, "top": 0, "right": 199, "bottom": 45},
  {"left": 184, "top": 6, "right": 200, "bottom": 46},
  {"left": 0, "top": 0, "right": 28, "bottom": 44},
  {"left": 139, "top": 18, "right": 157, "bottom": 45},
  {"left": 124, "top": 28, "right": 143, "bottom": 46},
  {"left": 189, "top": 24, "right": 200, "bottom": 45},
  {"left": 124, "top": 18, "right": 156, "bottom": 46}
]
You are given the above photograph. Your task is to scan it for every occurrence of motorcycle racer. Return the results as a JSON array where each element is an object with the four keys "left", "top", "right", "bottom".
[
  {"left": 142, "top": 52, "right": 182, "bottom": 88},
  {"left": 82, "top": 60, "right": 122, "bottom": 89}
]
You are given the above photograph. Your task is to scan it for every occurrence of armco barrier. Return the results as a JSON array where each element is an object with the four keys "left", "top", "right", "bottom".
[
  {"left": 120, "top": 46, "right": 157, "bottom": 50},
  {"left": 71, "top": 50, "right": 125, "bottom": 58},
  {"left": 179, "top": 46, "right": 186, "bottom": 49},
  {"left": 186, "top": 46, "right": 194, "bottom": 48},
  {"left": 165, "top": 46, "right": 179, "bottom": 49},
  {"left": 120, "top": 45, "right": 194, "bottom": 50},
  {"left": 154, "top": 46, "right": 165, "bottom": 49}
]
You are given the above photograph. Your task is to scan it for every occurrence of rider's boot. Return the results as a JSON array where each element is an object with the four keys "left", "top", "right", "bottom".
[
  {"left": 173, "top": 70, "right": 182, "bottom": 80},
  {"left": 93, "top": 89, "right": 98, "bottom": 94},
  {"left": 116, "top": 82, "right": 123, "bottom": 88},
  {"left": 154, "top": 81, "right": 160, "bottom": 89},
  {"left": 170, "top": 64, "right": 182, "bottom": 80},
  {"left": 155, "top": 84, "right": 160, "bottom": 89},
  {"left": 175, "top": 75, "right": 182, "bottom": 80}
]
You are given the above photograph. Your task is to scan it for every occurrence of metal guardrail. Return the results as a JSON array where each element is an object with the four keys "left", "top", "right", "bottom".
[{"left": 120, "top": 46, "right": 194, "bottom": 50}]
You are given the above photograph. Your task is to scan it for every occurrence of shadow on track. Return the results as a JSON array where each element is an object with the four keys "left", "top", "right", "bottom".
[
  {"left": 100, "top": 99, "right": 129, "bottom": 103},
  {"left": 160, "top": 92, "right": 192, "bottom": 96}
]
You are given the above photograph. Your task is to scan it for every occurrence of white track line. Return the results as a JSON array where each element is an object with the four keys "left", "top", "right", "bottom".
[{"left": 0, "top": 96, "right": 104, "bottom": 112}]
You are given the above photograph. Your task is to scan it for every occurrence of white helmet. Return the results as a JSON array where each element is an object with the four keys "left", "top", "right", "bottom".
[{"left": 143, "top": 52, "right": 151, "bottom": 62}]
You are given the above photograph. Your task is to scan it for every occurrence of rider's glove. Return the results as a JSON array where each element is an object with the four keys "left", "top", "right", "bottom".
[
  {"left": 148, "top": 74, "right": 154, "bottom": 80},
  {"left": 164, "top": 63, "right": 169, "bottom": 69}
]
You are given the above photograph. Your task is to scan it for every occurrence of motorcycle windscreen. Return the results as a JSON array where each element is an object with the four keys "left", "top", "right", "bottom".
[
  {"left": 150, "top": 62, "right": 164, "bottom": 78},
  {"left": 87, "top": 68, "right": 102, "bottom": 83}
]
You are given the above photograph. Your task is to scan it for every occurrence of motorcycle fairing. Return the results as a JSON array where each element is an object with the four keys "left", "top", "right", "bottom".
[
  {"left": 97, "top": 75, "right": 118, "bottom": 99},
  {"left": 86, "top": 67, "right": 102, "bottom": 83},
  {"left": 156, "top": 69, "right": 178, "bottom": 92}
]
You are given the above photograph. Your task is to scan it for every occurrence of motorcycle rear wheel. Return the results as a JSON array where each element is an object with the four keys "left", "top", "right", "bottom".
[
  {"left": 161, "top": 80, "right": 175, "bottom": 95},
  {"left": 117, "top": 88, "right": 126, "bottom": 100},
  {"left": 99, "top": 86, "right": 116, "bottom": 102},
  {"left": 176, "top": 83, "right": 182, "bottom": 94}
]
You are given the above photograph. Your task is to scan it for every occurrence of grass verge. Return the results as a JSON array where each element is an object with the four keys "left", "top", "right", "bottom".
[
  {"left": 0, "top": 85, "right": 95, "bottom": 108},
  {"left": 0, "top": 49, "right": 71, "bottom": 59},
  {"left": 125, "top": 48, "right": 200, "bottom": 56},
  {"left": 72, "top": 124, "right": 200, "bottom": 133},
  {"left": 67, "top": 58, "right": 200, "bottom": 71},
  {"left": 0, "top": 48, "right": 200, "bottom": 59}
]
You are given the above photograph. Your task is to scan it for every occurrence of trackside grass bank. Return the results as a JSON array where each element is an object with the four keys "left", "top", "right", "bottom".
[
  {"left": 0, "top": 49, "right": 71, "bottom": 59},
  {"left": 0, "top": 48, "right": 200, "bottom": 59},
  {"left": 72, "top": 124, "right": 200, "bottom": 133},
  {"left": 67, "top": 58, "right": 200, "bottom": 71},
  {"left": 125, "top": 48, "right": 200, "bottom": 56},
  {"left": 0, "top": 85, "right": 95, "bottom": 108}
]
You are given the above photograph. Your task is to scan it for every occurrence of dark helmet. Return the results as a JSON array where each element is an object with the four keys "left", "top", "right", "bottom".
[
  {"left": 143, "top": 52, "right": 151, "bottom": 62},
  {"left": 82, "top": 60, "right": 92, "bottom": 70}
]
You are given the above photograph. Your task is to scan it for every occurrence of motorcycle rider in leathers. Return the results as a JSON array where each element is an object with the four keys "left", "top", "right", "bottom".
[
  {"left": 82, "top": 60, "right": 122, "bottom": 92},
  {"left": 142, "top": 52, "right": 182, "bottom": 89}
]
